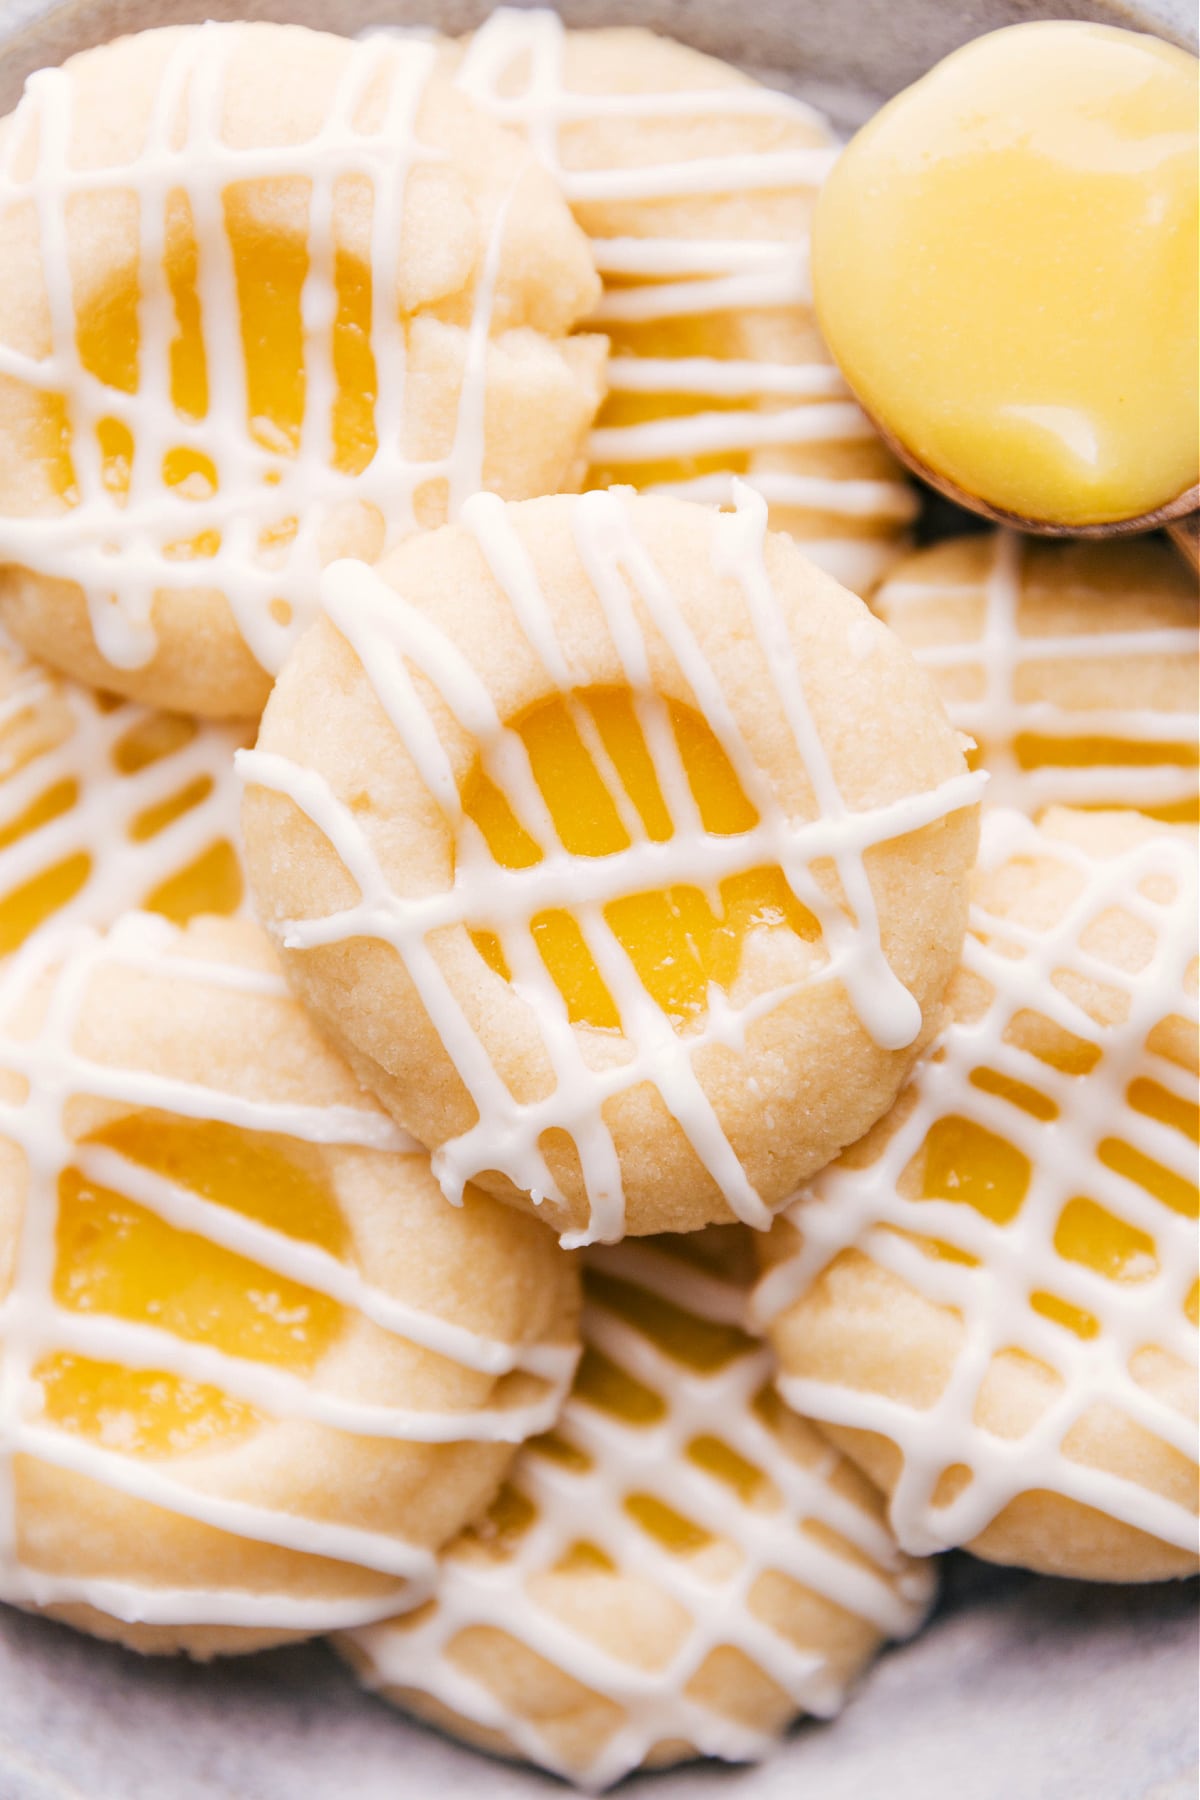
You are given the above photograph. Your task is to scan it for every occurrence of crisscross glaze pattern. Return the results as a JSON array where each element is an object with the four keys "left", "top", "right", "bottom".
[
  {"left": 0, "top": 630, "right": 247, "bottom": 953},
  {"left": 342, "top": 1230, "right": 933, "bottom": 1789},
  {"left": 755, "top": 809, "right": 1199, "bottom": 1568},
  {"left": 0, "top": 22, "right": 599, "bottom": 704},
  {"left": 874, "top": 532, "right": 1199, "bottom": 820},
  {"left": 243, "top": 483, "right": 983, "bottom": 1244},
  {"left": 0, "top": 914, "right": 578, "bottom": 1635},
  {"left": 453, "top": 7, "right": 916, "bottom": 595}
]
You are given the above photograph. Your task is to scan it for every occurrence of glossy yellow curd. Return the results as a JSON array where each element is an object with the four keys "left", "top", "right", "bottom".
[
  {"left": 462, "top": 687, "right": 817, "bottom": 1032},
  {"left": 56, "top": 199, "right": 379, "bottom": 556},
  {"left": 813, "top": 22, "right": 1199, "bottom": 526},
  {"left": 907, "top": 1016, "right": 1200, "bottom": 1343},
  {"left": 41, "top": 1117, "right": 347, "bottom": 1457}
]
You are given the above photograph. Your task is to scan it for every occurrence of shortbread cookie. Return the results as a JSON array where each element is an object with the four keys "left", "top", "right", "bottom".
[
  {"left": 242, "top": 485, "right": 982, "bottom": 1244},
  {"left": 874, "top": 533, "right": 1199, "bottom": 820},
  {"left": 338, "top": 1229, "right": 933, "bottom": 1788},
  {"left": 0, "top": 912, "right": 579, "bottom": 1657},
  {"left": 450, "top": 10, "right": 916, "bottom": 595},
  {"left": 756, "top": 807, "right": 1199, "bottom": 1581},
  {"left": 0, "top": 629, "right": 247, "bottom": 954},
  {"left": 0, "top": 21, "right": 605, "bottom": 717}
]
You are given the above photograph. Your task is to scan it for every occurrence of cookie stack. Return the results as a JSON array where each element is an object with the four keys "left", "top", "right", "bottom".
[{"left": 0, "top": 12, "right": 1194, "bottom": 1792}]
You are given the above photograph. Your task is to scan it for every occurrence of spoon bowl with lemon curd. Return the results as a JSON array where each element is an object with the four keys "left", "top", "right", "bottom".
[{"left": 812, "top": 21, "right": 1199, "bottom": 548}]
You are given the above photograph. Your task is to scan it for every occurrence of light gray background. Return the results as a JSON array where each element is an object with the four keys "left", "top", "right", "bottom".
[
  {"left": 0, "top": 1, "right": 1196, "bottom": 1795},
  {"left": 1, "top": 1557, "right": 1197, "bottom": 1798}
]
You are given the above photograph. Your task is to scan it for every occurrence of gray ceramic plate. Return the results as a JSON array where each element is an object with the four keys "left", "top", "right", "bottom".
[{"left": 0, "top": 2, "right": 1196, "bottom": 1795}]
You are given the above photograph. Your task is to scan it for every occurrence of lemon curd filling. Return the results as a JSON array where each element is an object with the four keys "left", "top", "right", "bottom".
[
  {"left": 0, "top": 707, "right": 243, "bottom": 956},
  {"left": 539, "top": 1263, "right": 769, "bottom": 1557},
  {"left": 461, "top": 687, "right": 818, "bottom": 1031},
  {"left": 587, "top": 315, "right": 754, "bottom": 494},
  {"left": 585, "top": 312, "right": 896, "bottom": 545},
  {"left": 957, "top": 729, "right": 1199, "bottom": 828},
  {"left": 55, "top": 196, "right": 380, "bottom": 535},
  {"left": 485, "top": 1268, "right": 772, "bottom": 1561},
  {"left": 813, "top": 22, "right": 1199, "bottom": 525},
  {"left": 911, "top": 1080, "right": 1198, "bottom": 1341},
  {"left": 37, "top": 1116, "right": 348, "bottom": 1457},
  {"left": 1008, "top": 736, "right": 1200, "bottom": 828}
]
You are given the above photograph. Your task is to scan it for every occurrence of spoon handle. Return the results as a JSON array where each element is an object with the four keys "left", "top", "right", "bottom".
[{"left": 1168, "top": 514, "right": 1199, "bottom": 576}]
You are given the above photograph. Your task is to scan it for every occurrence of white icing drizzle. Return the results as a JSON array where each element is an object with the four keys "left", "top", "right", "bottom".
[
  {"left": 0, "top": 627, "right": 247, "bottom": 942},
  {"left": 453, "top": 7, "right": 917, "bottom": 596},
  {"left": 240, "top": 481, "right": 984, "bottom": 1246},
  {"left": 877, "top": 531, "right": 1200, "bottom": 816},
  {"left": 753, "top": 808, "right": 1199, "bottom": 1558},
  {"left": 0, "top": 912, "right": 578, "bottom": 1632},
  {"left": 0, "top": 25, "right": 531, "bottom": 680},
  {"left": 343, "top": 1233, "right": 934, "bottom": 1790}
]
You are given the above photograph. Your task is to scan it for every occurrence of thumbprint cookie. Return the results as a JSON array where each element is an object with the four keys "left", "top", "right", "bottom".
[
  {"left": 339, "top": 1228, "right": 932, "bottom": 1787},
  {"left": 243, "top": 485, "right": 981, "bottom": 1243},
  {"left": 0, "top": 21, "right": 606, "bottom": 717},
  {"left": 0, "top": 913, "right": 579, "bottom": 1656},
  {"left": 450, "top": 9, "right": 916, "bottom": 596},
  {"left": 756, "top": 807, "right": 1198, "bottom": 1582}
]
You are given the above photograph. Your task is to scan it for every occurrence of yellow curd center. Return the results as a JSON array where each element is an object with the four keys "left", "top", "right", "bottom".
[
  {"left": 524, "top": 1261, "right": 770, "bottom": 1559},
  {"left": 813, "top": 22, "right": 1199, "bottom": 525},
  {"left": 462, "top": 686, "right": 816, "bottom": 1031},
  {"left": 912, "top": 1029, "right": 1199, "bottom": 1339},
  {"left": 1009, "top": 736, "right": 1199, "bottom": 828},
  {"left": 950, "top": 729, "right": 1200, "bottom": 829},
  {"left": 0, "top": 708, "right": 243, "bottom": 956},
  {"left": 38, "top": 1115, "right": 347, "bottom": 1457},
  {"left": 53, "top": 189, "right": 378, "bottom": 535},
  {"left": 587, "top": 314, "right": 753, "bottom": 493}
]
